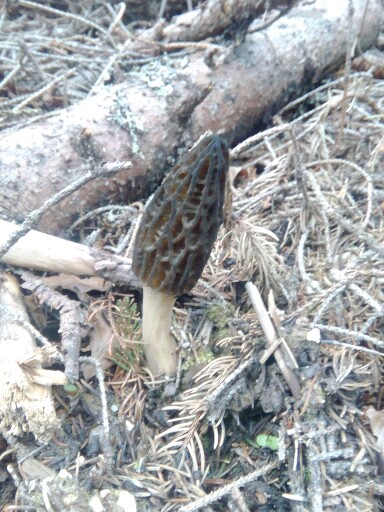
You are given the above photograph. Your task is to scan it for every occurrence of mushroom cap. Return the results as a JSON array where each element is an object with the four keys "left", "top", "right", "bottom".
[{"left": 132, "top": 133, "right": 229, "bottom": 296}]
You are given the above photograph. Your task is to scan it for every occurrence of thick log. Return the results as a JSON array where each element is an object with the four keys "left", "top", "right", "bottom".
[
  {"left": 189, "top": 0, "right": 383, "bottom": 138},
  {"left": 0, "top": 0, "right": 381, "bottom": 235}
]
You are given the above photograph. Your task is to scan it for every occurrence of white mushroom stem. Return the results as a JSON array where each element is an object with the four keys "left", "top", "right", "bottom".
[{"left": 142, "top": 286, "right": 178, "bottom": 376}]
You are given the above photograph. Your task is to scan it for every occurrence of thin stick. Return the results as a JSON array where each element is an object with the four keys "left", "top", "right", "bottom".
[
  {"left": 314, "top": 324, "right": 384, "bottom": 350},
  {"left": 18, "top": 0, "right": 114, "bottom": 45},
  {"left": 12, "top": 73, "right": 71, "bottom": 113},
  {"left": 321, "top": 339, "right": 384, "bottom": 358},
  {"left": 179, "top": 460, "right": 280, "bottom": 512},
  {"left": 0, "top": 160, "right": 131, "bottom": 259},
  {"left": 107, "top": 2, "right": 126, "bottom": 35},
  {"left": 79, "top": 356, "right": 112, "bottom": 470},
  {"left": 230, "top": 124, "right": 289, "bottom": 158},
  {"left": 245, "top": 282, "right": 301, "bottom": 399},
  {"left": 0, "top": 65, "right": 21, "bottom": 92}
]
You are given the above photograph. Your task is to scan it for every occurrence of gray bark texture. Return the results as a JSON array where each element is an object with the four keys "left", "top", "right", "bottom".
[{"left": 0, "top": 0, "right": 381, "bottom": 235}]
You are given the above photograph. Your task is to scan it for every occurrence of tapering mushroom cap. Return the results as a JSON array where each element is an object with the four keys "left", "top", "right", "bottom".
[{"left": 132, "top": 133, "right": 229, "bottom": 295}]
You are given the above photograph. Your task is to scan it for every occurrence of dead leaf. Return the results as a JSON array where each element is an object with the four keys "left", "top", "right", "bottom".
[
  {"left": 81, "top": 311, "right": 117, "bottom": 380},
  {"left": 41, "top": 274, "right": 112, "bottom": 295},
  {"left": 365, "top": 406, "right": 384, "bottom": 461}
]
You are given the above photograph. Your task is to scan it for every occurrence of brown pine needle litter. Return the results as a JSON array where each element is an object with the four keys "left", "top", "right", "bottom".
[
  {"left": 85, "top": 70, "right": 384, "bottom": 511},
  {"left": 47, "top": 69, "right": 384, "bottom": 512}
]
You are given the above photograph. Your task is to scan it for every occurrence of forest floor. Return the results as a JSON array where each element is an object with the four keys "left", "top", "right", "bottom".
[{"left": 0, "top": 1, "right": 383, "bottom": 511}]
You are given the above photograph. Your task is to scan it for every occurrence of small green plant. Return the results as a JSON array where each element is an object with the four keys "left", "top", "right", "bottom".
[
  {"left": 114, "top": 296, "right": 141, "bottom": 339},
  {"left": 63, "top": 383, "right": 80, "bottom": 396},
  {"left": 244, "top": 434, "right": 279, "bottom": 451},
  {"left": 111, "top": 296, "right": 142, "bottom": 370},
  {"left": 110, "top": 346, "right": 140, "bottom": 371}
]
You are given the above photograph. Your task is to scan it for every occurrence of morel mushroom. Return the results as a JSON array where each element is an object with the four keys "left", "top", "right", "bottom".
[{"left": 132, "top": 133, "right": 229, "bottom": 376}]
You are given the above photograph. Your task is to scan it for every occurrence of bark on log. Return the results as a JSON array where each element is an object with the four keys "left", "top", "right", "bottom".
[
  {"left": 189, "top": 0, "right": 382, "bottom": 138},
  {"left": 0, "top": 0, "right": 381, "bottom": 235}
]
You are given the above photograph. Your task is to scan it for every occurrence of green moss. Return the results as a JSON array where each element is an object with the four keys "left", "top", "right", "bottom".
[
  {"left": 182, "top": 346, "right": 215, "bottom": 372},
  {"left": 211, "top": 326, "right": 230, "bottom": 343},
  {"left": 206, "top": 300, "right": 235, "bottom": 330}
]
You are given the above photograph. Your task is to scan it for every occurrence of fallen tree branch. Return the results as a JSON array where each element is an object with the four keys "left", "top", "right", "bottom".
[
  {"left": 189, "top": 0, "right": 382, "bottom": 139},
  {"left": 161, "top": 0, "right": 267, "bottom": 42},
  {"left": 19, "top": 271, "right": 87, "bottom": 382}
]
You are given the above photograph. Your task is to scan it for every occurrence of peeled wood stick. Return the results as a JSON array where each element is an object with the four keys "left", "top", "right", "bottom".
[
  {"left": 0, "top": 219, "right": 139, "bottom": 286},
  {"left": 245, "top": 281, "right": 301, "bottom": 399},
  {"left": 0, "top": 219, "right": 96, "bottom": 274}
]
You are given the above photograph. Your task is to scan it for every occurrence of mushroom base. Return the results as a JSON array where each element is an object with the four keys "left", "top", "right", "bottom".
[{"left": 142, "top": 286, "right": 178, "bottom": 376}]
